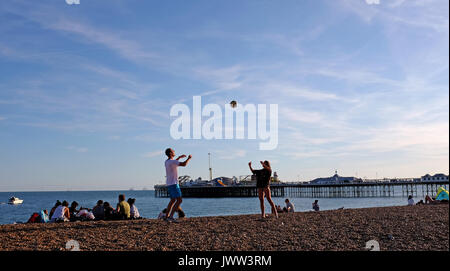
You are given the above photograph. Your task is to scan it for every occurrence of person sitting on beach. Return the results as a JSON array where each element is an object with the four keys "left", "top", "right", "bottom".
[
  {"left": 312, "top": 200, "right": 320, "bottom": 212},
  {"left": 425, "top": 195, "right": 449, "bottom": 205},
  {"left": 285, "top": 199, "right": 295, "bottom": 213},
  {"left": 92, "top": 200, "right": 104, "bottom": 220},
  {"left": 425, "top": 195, "right": 435, "bottom": 204},
  {"left": 249, "top": 160, "right": 278, "bottom": 219},
  {"left": 158, "top": 208, "right": 167, "bottom": 219},
  {"left": 127, "top": 198, "right": 141, "bottom": 219},
  {"left": 38, "top": 210, "right": 49, "bottom": 223},
  {"left": 407, "top": 195, "right": 415, "bottom": 206},
  {"left": 276, "top": 205, "right": 283, "bottom": 213},
  {"left": 158, "top": 207, "right": 185, "bottom": 219},
  {"left": 51, "top": 200, "right": 70, "bottom": 222},
  {"left": 49, "top": 200, "right": 61, "bottom": 220},
  {"left": 69, "top": 201, "right": 79, "bottom": 216},
  {"left": 416, "top": 200, "right": 424, "bottom": 205},
  {"left": 115, "top": 194, "right": 130, "bottom": 220},
  {"left": 76, "top": 208, "right": 95, "bottom": 221},
  {"left": 177, "top": 207, "right": 186, "bottom": 218},
  {"left": 69, "top": 201, "right": 80, "bottom": 221},
  {"left": 103, "top": 202, "right": 115, "bottom": 220}
]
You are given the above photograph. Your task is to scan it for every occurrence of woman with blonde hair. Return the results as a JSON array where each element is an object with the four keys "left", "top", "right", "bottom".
[{"left": 249, "top": 160, "right": 278, "bottom": 219}]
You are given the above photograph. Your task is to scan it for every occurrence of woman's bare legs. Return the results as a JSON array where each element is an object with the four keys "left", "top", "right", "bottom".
[
  {"left": 258, "top": 188, "right": 265, "bottom": 218},
  {"left": 264, "top": 187, "right": 278, "bottom": 218}
]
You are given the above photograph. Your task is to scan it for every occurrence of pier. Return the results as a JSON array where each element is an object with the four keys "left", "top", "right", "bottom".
[
  {"left": 155, "top": 181, "right": 449, "bottom": 198},
  {"left": 155, "top": 185, "right": 285, "bottom": 198}
]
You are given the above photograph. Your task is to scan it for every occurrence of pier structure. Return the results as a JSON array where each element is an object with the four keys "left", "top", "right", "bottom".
[{"left": 155, "top": 181, "right": 449, "bottom": 198}]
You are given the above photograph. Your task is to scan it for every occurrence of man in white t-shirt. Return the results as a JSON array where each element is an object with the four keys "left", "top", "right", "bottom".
[
  {"left": 407, "top": 195, "right": 415, "bottom": 206},
  {"left": 164, "top": 148, "right": 192, "bottom": 222}
]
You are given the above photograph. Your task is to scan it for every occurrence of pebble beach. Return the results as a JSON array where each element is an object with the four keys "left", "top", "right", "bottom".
[{"left": 0, "top": 205, "right": 447, "bottom": 251}]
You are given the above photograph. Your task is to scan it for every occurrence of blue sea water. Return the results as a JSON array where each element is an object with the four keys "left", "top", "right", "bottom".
[{"left": 0, "top": 190, "right": 410, "bottom": 225}]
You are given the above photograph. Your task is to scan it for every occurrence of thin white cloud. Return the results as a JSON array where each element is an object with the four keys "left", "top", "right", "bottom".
[
  {"left": 0, "top": 2, "right": 158, "bottom": 63},
  {"left": 107, "top": 135, "right": 121, "bottom": 140},
  {"left": 280, "top": 107, "right": 324, "bottom": 124},
  {"left": 48, "top": 19, "right": 157, "bottom": 63},
  {"left": 341, "top": 0, "right": 449, "bottom": 32},
  {"left": 142, "top": 150, "right": 164, "bottom": 158},
  {"left": 217, "top": 149, "right": 247, "bottom": 160},
  {"left": 365, "top": 0, "right": 380, "bottom": 5},
  {"left": 66, "top": 146, "right": 88, "bottom": 153}
]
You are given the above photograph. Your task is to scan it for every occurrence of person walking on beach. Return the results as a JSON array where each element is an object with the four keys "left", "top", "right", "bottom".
[
  {"left": 249, "top": 160, "right": 278, "bottom": 219},
  {"left": 164, "top": 148, "right": 192, "bottom": 222}
]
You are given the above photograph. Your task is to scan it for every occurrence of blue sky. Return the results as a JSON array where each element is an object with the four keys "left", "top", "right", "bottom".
[{"left": 0, "top": 0, "right": 448, "bottom": 191}]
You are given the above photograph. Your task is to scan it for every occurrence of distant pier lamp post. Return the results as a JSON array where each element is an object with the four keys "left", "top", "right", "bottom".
[{"left": 208, "top": 153, "right": 213, "bottom": 181}]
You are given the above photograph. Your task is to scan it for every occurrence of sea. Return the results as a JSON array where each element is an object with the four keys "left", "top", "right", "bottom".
[{"left": 0, "top": 190, "right": 412, "bottom": 225}]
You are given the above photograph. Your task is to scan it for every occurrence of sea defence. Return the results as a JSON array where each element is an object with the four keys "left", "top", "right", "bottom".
[{"left": 0, "top": 205, "right": 448, "bottom": 251}]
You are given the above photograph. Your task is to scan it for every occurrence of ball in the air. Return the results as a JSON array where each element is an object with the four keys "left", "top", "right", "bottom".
[{"left": 230, "top": 100, "right": 237, "bottom": 108}]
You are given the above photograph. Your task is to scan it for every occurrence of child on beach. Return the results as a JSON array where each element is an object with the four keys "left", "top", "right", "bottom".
[
  {"left": 164, "top": 148, "right": 192, "bottom": 223},
  {"left": 276, "top": 205, "right": 283, "bottom": 213},
  {"left": 312, "top": 200, "right": 320, "bottom": 212},
  {"left": 249, "top": 160, "right": 278, "bottom": 219},
  {"left": 103, "top": 202, "right": 115, "bottom": 220},
  {"left": 158, "top": 207, "right": 185, "bottom": 219},
  {"left": 285, "top": 199, "right": 295, "bottom": 213},
  {"left": 127, "top": 198, "right": 141, "bottom": 219}
]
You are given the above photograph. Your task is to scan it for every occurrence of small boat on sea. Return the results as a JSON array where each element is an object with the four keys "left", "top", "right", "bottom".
[{"left": 8, "top": 197, "right": 23, "bottom": 205}]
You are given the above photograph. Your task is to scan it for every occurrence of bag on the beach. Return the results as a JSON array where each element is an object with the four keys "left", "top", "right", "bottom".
[{"left": 27, "top": 213, "right": 40, "bottom": 223}]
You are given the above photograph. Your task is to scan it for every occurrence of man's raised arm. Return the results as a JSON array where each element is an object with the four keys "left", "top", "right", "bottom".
[
  {"left": 248, "top": 162, "right": 255, "bottom": 174},
  {"left": 179, "top": 155, "right": 192, "bottom": 167},
  {"left": 176, "top": 155, "right": 186, "bottom": 160}
]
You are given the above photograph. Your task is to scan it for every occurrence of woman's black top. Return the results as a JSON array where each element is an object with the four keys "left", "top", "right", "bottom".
[{"left": 254, "top": 168, "right": 272, "bottom": 188}]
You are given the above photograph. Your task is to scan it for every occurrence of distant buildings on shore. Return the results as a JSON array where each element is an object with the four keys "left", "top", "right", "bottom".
[
  {"left": 306, "top": 172, "right": 449, "bottom": 185},
  {"left": 421, "top": 173, "right": 449, "bottom": 182},
  {"left": 309, "top": 170, "right": 362, "bottom": 185},
  {"left": 307, "top": 171, "right": 449, "bottom": 185}
]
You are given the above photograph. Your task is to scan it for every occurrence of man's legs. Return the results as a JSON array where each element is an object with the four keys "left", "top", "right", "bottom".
[
  {"left": 169, "top": 197, "right": 182, "bottom": 218},
  {"left": 165, "top": 198, "right": 176, "bottom": 219}
]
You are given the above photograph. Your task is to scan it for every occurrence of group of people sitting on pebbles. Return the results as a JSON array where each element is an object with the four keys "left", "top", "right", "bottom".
[
  {"left": 407, "top": 187, "right": 449, "bottom": 206},
  {"left": 27, "top": 194, "right": 141, "bottom": 223}
]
